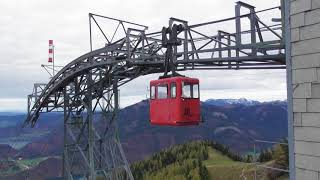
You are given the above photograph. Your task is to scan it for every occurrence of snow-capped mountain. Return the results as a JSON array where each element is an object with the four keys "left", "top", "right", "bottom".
[
  {"left": 204, "top": 98, "right": 261, "bottom": 106},
  {"left": 204, "top": 98, "right": 287, "bottom": 107}
]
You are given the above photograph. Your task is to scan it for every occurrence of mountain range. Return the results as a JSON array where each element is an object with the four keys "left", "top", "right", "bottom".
[
  {"left": 0, "top": 98, "right": 289, "bottom": 179},
  {"left": 0, "top": 98, "right": 288, "bottom": 163}
]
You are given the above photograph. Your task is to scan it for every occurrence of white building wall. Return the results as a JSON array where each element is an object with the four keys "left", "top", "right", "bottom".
[{"left": 291, "top": 0, "right": 320, "bottom": 178}]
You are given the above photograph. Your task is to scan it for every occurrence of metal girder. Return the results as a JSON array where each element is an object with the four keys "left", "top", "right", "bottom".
[{"left": 25, "top": 2, "right": 286, "bottom": 179}]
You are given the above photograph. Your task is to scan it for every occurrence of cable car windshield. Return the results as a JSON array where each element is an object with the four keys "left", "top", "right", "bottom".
[
  {"left": 182, "top": 82, "right": 199, "bottom": 99},
  {"left": 157, "top": 85, "right": 168, "bottom": 99},
  {"left": 183, "top": 83, "right": 191, "bottom": 98}
]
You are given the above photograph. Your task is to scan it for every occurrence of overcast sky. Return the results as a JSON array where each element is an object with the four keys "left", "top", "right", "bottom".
[{"left": 0, "top": 0, "right": 286, "bottom": 112}]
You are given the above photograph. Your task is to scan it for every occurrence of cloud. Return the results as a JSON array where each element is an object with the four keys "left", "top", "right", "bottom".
[
  {"left": 0, "top": 0, "right": 284, "bottom": 111},
  {"left": 0, "top": 98, "right": 26, "bottom": 112}
]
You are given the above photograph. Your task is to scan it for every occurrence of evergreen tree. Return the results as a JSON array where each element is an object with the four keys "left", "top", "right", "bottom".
[{"left": 273, "top": 139, "right": 289, "bottom": 169}]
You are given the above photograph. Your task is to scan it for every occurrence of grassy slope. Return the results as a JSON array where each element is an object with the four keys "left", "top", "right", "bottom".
[
  {"left": 0, "top": 156, "right": 53, "bottom": 176},
  {"left": 203, "top": 148, "right": 254, "bottom": 180},
  {"left": 18, "top": 157, "right": 48, "bottom": 168},
  {"left": 203, "top": 148, "right": 288, "bottom": 180}
]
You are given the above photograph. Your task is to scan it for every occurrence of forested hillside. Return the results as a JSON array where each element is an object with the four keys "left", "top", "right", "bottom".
[
  {"left": 131, "top": 141, "right": 210, "bottom": 180},
  {"left": 130, "top": 140, "right": 289, "bottom": 180},
  {"left": 131, "top": 141, "right": 245, "bottom": 180}
]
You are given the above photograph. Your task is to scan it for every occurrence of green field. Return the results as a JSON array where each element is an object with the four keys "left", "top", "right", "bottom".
[
  {"left": 0, "top": 156, "right": 56, "bottom": 176},
  {"left": 18, "top": 157, "right": 49, "bottom": 168},
  {"left": 204, "top": 148, "right": 288, "bottom": 180},
  {"left": 203, "top": 148, "right": 253, "bottom": 180}
]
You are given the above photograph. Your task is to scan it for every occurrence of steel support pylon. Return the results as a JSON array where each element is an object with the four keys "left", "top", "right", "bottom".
[{"left": 62, "top": 77, "right": 133, "bottom": 180}]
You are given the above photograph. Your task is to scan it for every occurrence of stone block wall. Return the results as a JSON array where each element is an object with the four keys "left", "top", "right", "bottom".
[{"left": 291, "top": 0, "right": 320, "bottom": 178}]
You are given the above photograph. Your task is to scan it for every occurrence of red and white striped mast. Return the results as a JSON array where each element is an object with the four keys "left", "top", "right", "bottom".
[{"left": 48, "top": 40, "right": 55, "bottom": 76}]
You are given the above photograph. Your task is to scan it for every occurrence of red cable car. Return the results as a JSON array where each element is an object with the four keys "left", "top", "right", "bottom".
[{"left": 149, "top": 76, "right": 200, "bottom": 126}]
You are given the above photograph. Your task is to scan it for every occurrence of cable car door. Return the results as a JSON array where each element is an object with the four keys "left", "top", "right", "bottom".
[
  {"left": 169, "top": 82, "right": 178, "bottom": 124},
  {"left": 157, "top": 84, "right": 170, "bottom": 124}
]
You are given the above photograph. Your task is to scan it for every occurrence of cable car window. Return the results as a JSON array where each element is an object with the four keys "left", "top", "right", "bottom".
[
  {"left": 171, "top": 83, "right": 176, "bottom": 98},
  {"left": 182, "top": 83, "right": 192, "bottom": 98},
  {"left": 157, "top": 85, "right": 168, "bottom": 99},
  {"left": 150, "top": 86, "right": 156, "bottom": 99},
  {"left": 193, "top": 84, "right": 199, "bottom": 98}
]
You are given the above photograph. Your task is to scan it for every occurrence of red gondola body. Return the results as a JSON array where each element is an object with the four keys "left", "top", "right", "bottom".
[{"left": 149, "top": 76, "right": 200, "bottom": 126}]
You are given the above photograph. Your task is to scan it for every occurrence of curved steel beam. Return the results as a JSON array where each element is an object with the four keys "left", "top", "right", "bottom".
[
  {"left": 25, "top": 37, "right": 163, "bottom": 127},
  {"left": 25, "top": 9, "right": 286, "bottom": 127}
]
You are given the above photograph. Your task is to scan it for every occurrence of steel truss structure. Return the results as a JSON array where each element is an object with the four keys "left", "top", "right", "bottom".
[{"left": 25, "top": 1, "right": 286, "bottom": 179}]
